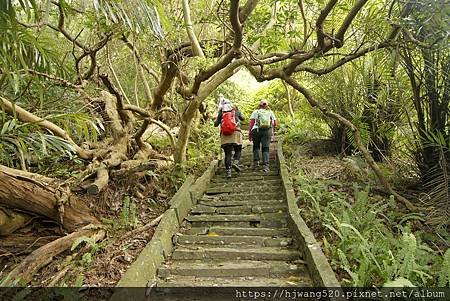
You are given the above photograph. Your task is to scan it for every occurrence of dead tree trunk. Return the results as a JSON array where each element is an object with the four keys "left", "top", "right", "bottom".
[
  {"left": 0, "top": 165, "right": 99, "bottom": 232},
  {"left": 1, "top": 227, "right": 104, "bottom": 286}
]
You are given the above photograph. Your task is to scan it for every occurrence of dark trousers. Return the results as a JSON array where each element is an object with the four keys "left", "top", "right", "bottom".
[
  {"left": 252, "top": 128, "right": 272, "bottom": 166},
  {"left": 222, "top": 144, "right": 242, "bottom": 169}
]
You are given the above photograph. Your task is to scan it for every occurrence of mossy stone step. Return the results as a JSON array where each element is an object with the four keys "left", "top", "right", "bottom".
[
  {"left": 176, "top": 234, "right": 293, "bottom": 247},
  {"left": 157, "top": 260, "right": 307, "bottom": 278},
  {"left": 171, "top": 246, "right": 301, "bottom": 261},
  {"left": 183, "top": 226, "right": 291, "bottom": 237},
  {"left": 206, "top": 185, "right": 283, "bottom": 194},
  {"left": 191, "top": 204, "right": 286, "bottom": 215},
  {"left": 208, "top": 180, "right": 282, "bottom": 189},
  {"left": 186, "top": 213, "right": 286, "bottom": 223},
  {"left": 216, "top": 170, "right": 279, "bottom": 177},
  {"left": 198, "top": 199, "right": 285, "bottom": 207},
  {"left": 155, "top": 275, "right": 312, "bottom": 287},
  {"left": 189, "top": 219, "right": 288, "bottom": 228},
  {"left": 219, "top": 189, "right": 284, "bottom": 201},
  {"left": 211, "top": 175, "right": 280, "bottom": 183}
]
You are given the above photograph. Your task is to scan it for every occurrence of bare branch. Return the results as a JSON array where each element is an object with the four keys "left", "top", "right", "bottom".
[
  {"left": 98, "top": 74, "right": 132, "bottom": 128},
  {"left": 121, "top": 34, "right": 160, "bottom": 82},
  {"left": 295, "top": 41, "right": 391, "bottom": 75},
  {"left": 122, "top": 105, "right": 176, "bottom": 149},
  {"left": 188, "top": 0, "right": 244, "bottom": 96},
  {"left": 298, "top": 0, "right": 309, "bottom": 48},
  {"left": 182, "top": 0, "right": 205, "bottom": 57},
  {"left": 316, "top": 0, "right": 338, "bottom": 49},
  {"left": 335, "top": 0, "right": 369, "bottom": 47},
  {"left": 239, "top": 0, "right": 260, "bottom": 23}
]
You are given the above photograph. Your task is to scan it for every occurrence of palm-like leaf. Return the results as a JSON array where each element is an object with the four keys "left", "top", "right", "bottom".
[
  {"left": 91, "top": 0, "right": 168, "bottom": 37},
  {"left": 0, "top": 108, "right": 102, "bottom": 169},
  {"left": 420, "top": 133, "right": 450, "bottom": 227},
  {"left": 0, "top": 114, "right": 74, "bottom": 169}
]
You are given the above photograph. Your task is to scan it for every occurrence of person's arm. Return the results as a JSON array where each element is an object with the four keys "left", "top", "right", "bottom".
[
  {"left": 271, "top": 111, "right": 278, "bottom": 127},
  {"left": 248, "top": 118, "right": 255, "bottom": 141},
  {"left": 214, "top": 110, "right": 222, "bottom": 127},
  {"left": 237, "top": 110, "right": 245, "bottom": 121}
]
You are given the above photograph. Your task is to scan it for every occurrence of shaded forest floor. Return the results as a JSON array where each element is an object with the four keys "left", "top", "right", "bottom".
[{"left": 0, "top": 167, "right": 184, "bottom": 287}]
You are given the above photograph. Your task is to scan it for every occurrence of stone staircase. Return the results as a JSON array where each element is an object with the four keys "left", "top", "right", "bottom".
[{"left": 155, "top": 143, "right": 313, "bottom": 288}]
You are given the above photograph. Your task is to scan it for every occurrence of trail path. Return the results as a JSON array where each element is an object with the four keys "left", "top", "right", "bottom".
[{"left": 156, "top": 141, "right": 313, "bottom": 288}]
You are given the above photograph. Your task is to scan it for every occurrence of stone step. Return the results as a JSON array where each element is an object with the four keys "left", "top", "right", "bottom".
[
  {"left": 186, "top": 213, "right": 285, "bottom": 223},
  {"left": 209, "top": 179, "right": 282, "bottom": 188},
  {"left": 171, "top": 246, "right": 301, "bottom": 261},
  {"left": 198, "top": 199, "right": 285, "bottom": 207},
  {"left": 183, "top": 226, "right": 291, "bottom": 237},
  {"left": 157, "top": 260, "right": 307, "bottom": 278},
  {"left": 191, "top": 204, "right": 286, "bottom": 215},
  {"left": 211, "top": 175, "right": 280, "bottom": 183},
  {"left": 175, "top": 234, "right": 293, "bottom": 247},
  {"left": 187, "top": 213, "right": 288, "bottom": 228},
  {"left": 155, "top": 275, "right": 312, "bottom": 287},
  {"left": 206, "top": 185, "right": 283, "bottom": 194},
  {"left": 204, "top": 192, "right": 284, "bottom": 200},
  {"left": 189, "top": 220, "right": 287, "bottom": 228},
  {"left": 216, "top": 170, "right": 279, "bottom": 177}
]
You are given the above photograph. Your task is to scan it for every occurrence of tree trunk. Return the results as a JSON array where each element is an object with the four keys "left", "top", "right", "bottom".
[
  {"left": 174, "top": 101, "right": 198, "bottom": 163},
  {"left": 1, "top": 228, "right": 104, "bottom": 286},
  {"left": 0, "top": 165, "right": 99, "bottom": 232},
  {"left": 282, "top": 80, "right": 295, "bottom": 117}
]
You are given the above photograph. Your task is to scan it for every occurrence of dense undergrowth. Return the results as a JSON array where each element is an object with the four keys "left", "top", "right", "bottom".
[{"left": 281, "top": 117, "right": 450, "bottom": 287}]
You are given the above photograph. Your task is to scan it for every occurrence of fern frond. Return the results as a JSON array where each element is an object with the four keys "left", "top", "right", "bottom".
[{"left": 437, "top": 249, "right": 450, "bottom": 287}]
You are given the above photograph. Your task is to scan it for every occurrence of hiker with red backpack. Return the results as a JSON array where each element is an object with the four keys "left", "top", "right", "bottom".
[
  {"left": 248, "top": 100, "right": 277, "bottom": 173},
  {"left": 214, "top": 100, "right": 245, "bottom": 178}
]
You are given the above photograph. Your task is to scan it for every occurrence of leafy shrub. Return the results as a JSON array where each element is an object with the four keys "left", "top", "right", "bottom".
[{"left": 293, "top": 172, "right": 443, "bottom": 286}]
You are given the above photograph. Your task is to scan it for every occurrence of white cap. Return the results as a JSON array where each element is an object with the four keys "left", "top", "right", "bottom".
[{"left": 222, "top": 99, "right": 233, "bottom": 112}]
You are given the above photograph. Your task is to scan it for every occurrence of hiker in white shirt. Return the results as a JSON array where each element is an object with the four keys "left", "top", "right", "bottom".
[{"left": 248, "top": 100, "right": 277, "bottom": 172}]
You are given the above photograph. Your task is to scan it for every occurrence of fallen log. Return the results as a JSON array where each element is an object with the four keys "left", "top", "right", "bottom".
[
  {"left": 0, "top": 235, "right": 60, "bottom": 254},
  {"left": 1, "top": 227, "right": 104, "bottom": 286},
  {"left": 0, "top": 209, "right": 29, "bottom": 236},
  {"left": 0, "top": 165, "right": 99, "bottom": 232}
]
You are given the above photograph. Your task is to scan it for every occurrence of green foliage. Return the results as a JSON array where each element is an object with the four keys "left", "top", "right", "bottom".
[
  {"left": 91, "top": 0, "right": 169, "bottom": 36},
  {"left": 278, "top": 114, "right": 330, "bottom": 145},
  {"left": 71, "top": 236, "right": 100, "bottom": 254},
  {"left": 293, "top": 171, "right": 442, "bottom": 286},
  {"left": 0, "top": 114, "right": 73, "bottom": 169},
  {"left": 437, "top": 249, "right": 450, "bottom": 287},
  {"left": 0, "top": 110, "right": 101, "bottom": 171},
  {"left": 119, "top": 196, "right": 137, "bottom": 230}
]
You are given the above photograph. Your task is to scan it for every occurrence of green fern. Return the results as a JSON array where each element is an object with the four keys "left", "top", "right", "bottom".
[
  {"left": 397, "top": 232, "right": 417, "bottom": 279},
  {"left": 71, "top": 236, "right": 99, "bottom": 253},
  {"left": 437, "top": 249, "right": 450, "bottom": 287},
  {"left": 119, "top": 196, "right": 138, "bottom": 230}
]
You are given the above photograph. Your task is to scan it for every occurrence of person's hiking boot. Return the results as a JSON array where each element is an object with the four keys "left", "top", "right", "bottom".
[
  {"left": 252, "top": 161, "right": 260, "bottom": 170},
  {"left": 232, "top": 160, "right": 241, "bottom": 173},
  {"left": 263, "top": 165, "right": 270, "bottom": 173},
  {"left": 226, "top": 168, "right": 232, "bottom": 178}
]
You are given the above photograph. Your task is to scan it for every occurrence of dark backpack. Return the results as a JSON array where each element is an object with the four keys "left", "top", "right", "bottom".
[{"left": 221, "top": 109, "right": 237, "bottom": 135}]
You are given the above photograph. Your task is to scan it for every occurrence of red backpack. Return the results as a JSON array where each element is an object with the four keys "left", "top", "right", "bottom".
[{"left": 221, "top": 109, "right": 237, "bottom": 135}]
